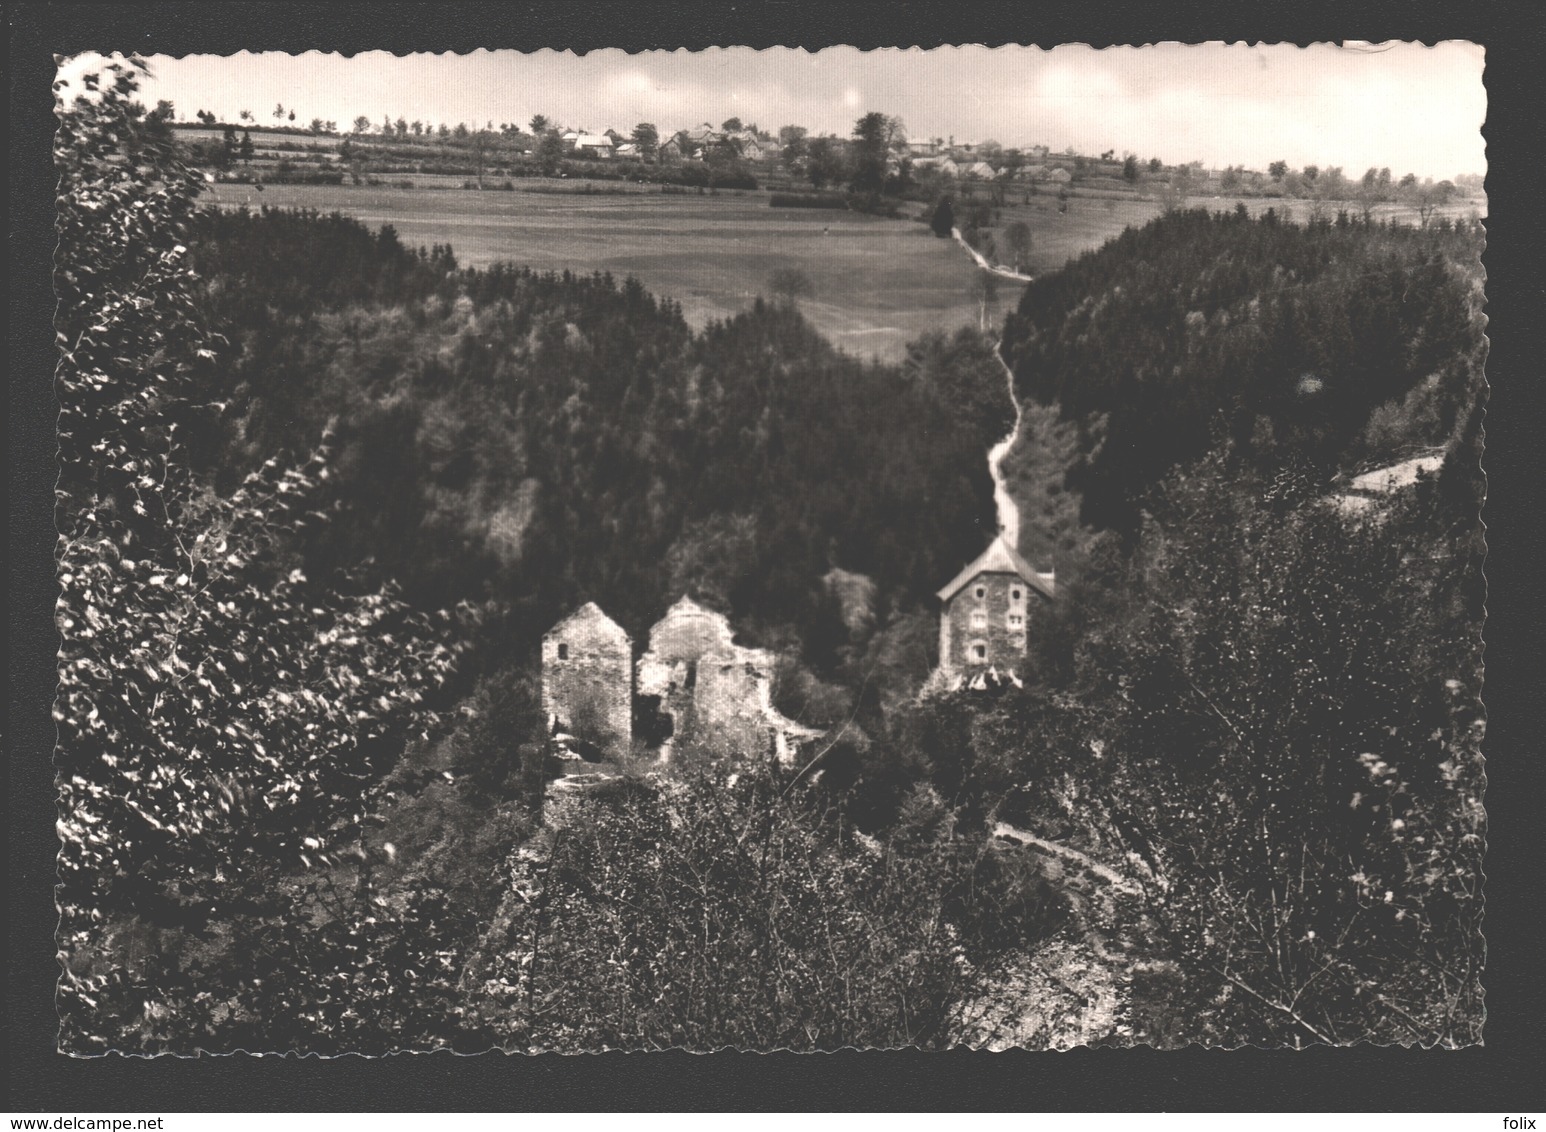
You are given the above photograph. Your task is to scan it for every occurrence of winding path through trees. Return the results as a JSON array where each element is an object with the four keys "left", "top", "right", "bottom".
[
  {"left": 952, "top": 225, "right": 1035, "bottom": 282},
  {"left": 991, "top": 822, "right": 1144, "bottom": 895}
]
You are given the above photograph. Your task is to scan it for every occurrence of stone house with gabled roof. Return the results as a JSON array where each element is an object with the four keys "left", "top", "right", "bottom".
[
  {"left": 541, "top": 602, "right": 632, "bottom": 756},
  {"left": 935, "top": 536, "right": 1055, "bottom": 681}
]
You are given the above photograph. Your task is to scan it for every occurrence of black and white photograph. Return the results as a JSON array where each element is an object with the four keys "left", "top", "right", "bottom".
[{"left": 49, "top": 38, "right": 1490, "bottom": 1058}]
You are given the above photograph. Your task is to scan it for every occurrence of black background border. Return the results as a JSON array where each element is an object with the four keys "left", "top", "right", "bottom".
[{"left": 9, "top": 0, "right": 1544, "bottom": 1113}]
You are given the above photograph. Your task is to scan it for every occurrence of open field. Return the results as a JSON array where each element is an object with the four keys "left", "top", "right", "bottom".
[
  {"left": 206, "top": 179, "right": 1485, "bottom": 362},
  {"left": 208, "top": 181, "right": 1015, "bottom": 360}
]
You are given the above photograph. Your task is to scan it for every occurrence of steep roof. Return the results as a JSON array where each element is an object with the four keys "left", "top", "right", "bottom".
[
  {"left": 545, "top": 601, "right": 630, "bottom": 643},
  {"left": 937, "top": 536, "right": 1056, "bottom": 603}
]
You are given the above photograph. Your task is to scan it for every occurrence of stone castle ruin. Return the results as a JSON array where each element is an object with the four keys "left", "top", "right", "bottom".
[
  {"left": 543, "top": 540, "right": 1057, "bottom": 768},
  {"left": 541, "top": 596, "right": 823, "bottom": 768},
  {"left": 637, "top": 596, "right": 824, "bottom": 765},
  {"left": 541, "top": 602, "right": 633, "bottom": 757}
]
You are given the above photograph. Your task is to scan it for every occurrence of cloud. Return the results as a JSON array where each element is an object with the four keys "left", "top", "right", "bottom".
[{"left": 136, "top": 43, "right": 1484, "bottom": 178}]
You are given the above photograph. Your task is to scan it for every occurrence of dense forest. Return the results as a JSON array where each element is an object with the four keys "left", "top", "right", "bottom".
[
  {"left": 188, "top": 208, "right": 1009, "bottom": 653},
  {"left": 1000, "top": 204, "right": 1486, "bottom": 536},
  {"left": 56, "top": 62, "right": 1485, "bottom": 1053}
]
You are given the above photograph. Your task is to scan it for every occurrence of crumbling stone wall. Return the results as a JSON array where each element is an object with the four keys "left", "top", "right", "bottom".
[
  {"left": 933, "top": 537, "right": 1055, "bottom": 688},
  {"left": 541, "top": 602, "right": 632, "bottom": 757},
  {"left": 638, "top": 596, "right": 821, "bottom": 766}
]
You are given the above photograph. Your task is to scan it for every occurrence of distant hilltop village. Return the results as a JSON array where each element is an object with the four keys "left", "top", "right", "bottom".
[
  {"left": 170, "top": 112, "right": 1482, "bottom": 210},
  {"left": 542, "top": 535, "right": 1056, "bottom": 772}
]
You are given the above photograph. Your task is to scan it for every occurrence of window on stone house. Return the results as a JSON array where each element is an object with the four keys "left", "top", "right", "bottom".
[
  {"left": 1011, "top": 587, "right": 1023, "bottom": 602},
  {"left": 558, "top": 642, "right": 569, "bottom": 660},
  {"left": 685, "top": 660, "right": 697, "bottom": 689},
  {"left": 1008, "top": 612, "right": 1024, "bottom": 629},
  {"left": 974, "top": 585, "right": 986, "bottom": 600},
  {"left": 970, "top": 609, "right": 988, "bottom": 630},
  {"left": 970, "top": 642, "right": 988, "bottom": 663}
]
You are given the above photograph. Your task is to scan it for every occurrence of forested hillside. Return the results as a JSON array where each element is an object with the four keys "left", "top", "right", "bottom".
[
  {"left": 1000, "top": 205, "right": 1486, "bottom": 535},
  {"left": 952, "top": 204, "right": 1487, "bottom": 1045},
  {"left": 190, "top": 208, "right": 1009, "bottom": 658}
]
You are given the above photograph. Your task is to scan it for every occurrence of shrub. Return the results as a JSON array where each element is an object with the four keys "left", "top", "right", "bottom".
[
  {"left": 769, "top": 266, "right": 816, "bottom": 303},
  {"left": 469, "top": 770, "right": 1028, "bottom": 1050}
]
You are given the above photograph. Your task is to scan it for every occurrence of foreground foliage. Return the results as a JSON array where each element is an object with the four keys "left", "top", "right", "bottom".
[
  {"left": 54, "top": 56, "right": 472, "bottom": 1055},
  {"left": 465, "top": 771, "right": 1048, "bottom": 1051}
]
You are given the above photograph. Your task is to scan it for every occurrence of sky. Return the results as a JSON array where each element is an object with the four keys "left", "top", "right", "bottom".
[{"left": 122, "top": 42, "right": 1485, "bottom": 180}]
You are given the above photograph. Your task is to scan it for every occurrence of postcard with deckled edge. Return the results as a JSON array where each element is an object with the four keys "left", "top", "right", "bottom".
[{"left": 52, "top": 42, "right": 1485, "bottom": 1055}]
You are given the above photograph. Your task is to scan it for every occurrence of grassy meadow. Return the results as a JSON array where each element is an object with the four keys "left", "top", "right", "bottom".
[{"left": 206, "top": 177, "right": 1484, "bottom": 362}]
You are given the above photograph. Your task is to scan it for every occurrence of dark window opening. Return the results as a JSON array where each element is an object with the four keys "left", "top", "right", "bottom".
[
  {"left": 635, "top": 694, "right": 675, "bottom": 748},
  {"left": 972, "top": 644, "right": 987, "bottom": 661},
  {"left": 684, "top": 660, "right": 698, "bottom": 689},
  {"left": 974, "top": 585, "right": 986, "bottom": 599},
  {"left": 557, "top": 642, "right": 569, "bottom": 660}
]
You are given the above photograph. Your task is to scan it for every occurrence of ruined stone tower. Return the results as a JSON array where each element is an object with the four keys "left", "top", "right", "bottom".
[
  {"left": 936, "top": 535, "right": 1055, "bottom": 681},
  {"left": 636, "top": 596, "right": 822, "bottom": 765},
  {"left": 541, "top": 602, "right": 632, "bottom": 757}
]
